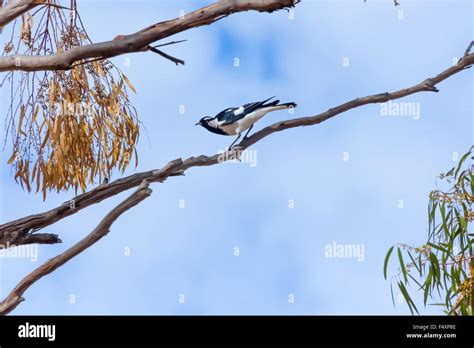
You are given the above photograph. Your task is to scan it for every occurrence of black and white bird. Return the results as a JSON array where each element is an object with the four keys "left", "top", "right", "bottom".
[{"left": 195, "top": 97, "right": 297, "bottom": 149}]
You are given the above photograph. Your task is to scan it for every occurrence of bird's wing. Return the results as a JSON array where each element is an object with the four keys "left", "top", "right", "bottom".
[
  {"left": 214, "top": 107, "right": 239, "bottom": 124},
  {"left": 218, "top": 97, "right": 277, "bottom": 126}
]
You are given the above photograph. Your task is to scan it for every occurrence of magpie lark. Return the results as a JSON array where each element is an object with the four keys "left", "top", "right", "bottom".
[{"left": 196, "top": 97, "right": 297, "bottom": 149}]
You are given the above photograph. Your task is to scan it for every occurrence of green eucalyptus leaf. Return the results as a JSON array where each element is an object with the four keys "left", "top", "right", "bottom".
[{"left": 384, "top": 245, "right": 395, "bottom": 280}]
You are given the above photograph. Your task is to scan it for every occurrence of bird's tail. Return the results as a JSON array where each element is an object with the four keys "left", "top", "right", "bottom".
[
  {"left": 277, "top": 101, "right": 297, "bottom": 108},
  {"left": 262, "top": 98, "right": 297, "bottom": 109}
]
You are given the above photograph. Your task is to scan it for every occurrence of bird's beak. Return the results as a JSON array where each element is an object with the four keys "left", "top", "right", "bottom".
[{"left": 195, "top": 122, "right": 200, "bottom": 126}]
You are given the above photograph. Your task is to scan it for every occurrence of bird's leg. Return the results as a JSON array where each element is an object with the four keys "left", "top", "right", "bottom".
[
  {"left": 242, "top": 124, "right": 254, "bottom": 140},
  {"left": 228, "top": 134, "right": 241, "bottom": 150}
]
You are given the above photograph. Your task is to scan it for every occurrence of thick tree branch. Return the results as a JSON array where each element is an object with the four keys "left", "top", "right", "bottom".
[
  {"left": 0, "top": 181, "right": 152, "bottom": 315},
  {"left": 0, "top": 160, "right": 183, "bottom": 247},
  {"left": 0, "top": 0, "right": 299, "bottom": 72},
  {"left": 1, "top": 44, "right": 472, "bottom": 250},
  {"left": 0, "top": 0, "right": 39, "bottom": 28}
]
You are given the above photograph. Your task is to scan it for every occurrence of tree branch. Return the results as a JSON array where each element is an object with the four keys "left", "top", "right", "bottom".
[
  {"left": 0, "top": 0, "right": 39, "bottom": 28},
  {"left": 147, "top": 45, "right": 185, "bottom": 66},
  {"left": 1, "top": 44, "right": 472, "bottom": 250},
  {"left": 0, "top": 0, "right": 299, "bottom": 72},
  {"left": 238, "top": 47, "right": 474, "bottom": 149},
  {"left": 0, "top": 160, "right": 183, "bottom": 247},
  {"left": 0, "top": 180, "right": 152, "bottom": 315}
]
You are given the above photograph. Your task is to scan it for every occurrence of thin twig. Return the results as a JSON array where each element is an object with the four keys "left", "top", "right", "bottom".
[
  {"left": 148, "top": 45, "right": 185, "bottom": 65},
  {"left": 153, "top": 39, "right": 187, "bottom": 48}
]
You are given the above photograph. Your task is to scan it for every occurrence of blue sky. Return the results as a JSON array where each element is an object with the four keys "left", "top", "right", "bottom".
[{"left": 0, "top": 0, "right": 473, "bottom": 314}]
